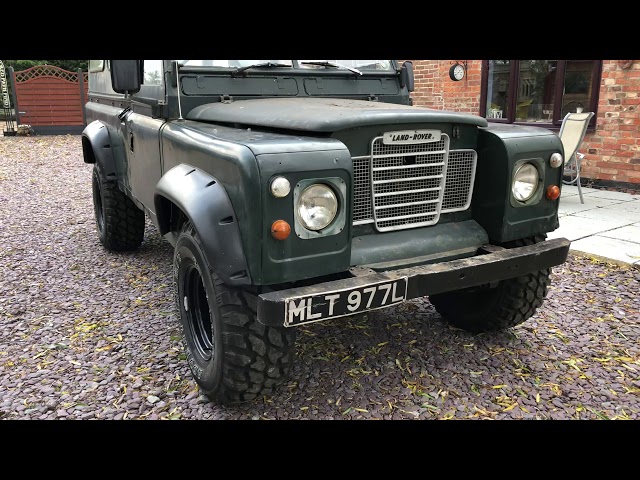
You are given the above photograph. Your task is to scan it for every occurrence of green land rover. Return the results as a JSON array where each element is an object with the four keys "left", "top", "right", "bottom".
[{"left": 81, "top": 60, "right": 570, "bottom": 404}]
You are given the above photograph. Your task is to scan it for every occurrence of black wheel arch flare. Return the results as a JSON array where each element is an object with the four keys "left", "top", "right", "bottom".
[
  {"left": 155, "top": 164, "right": 252, "bottom": 286},
  {"left": 81, "top": 120, "right": 119, "bottom": 181}
]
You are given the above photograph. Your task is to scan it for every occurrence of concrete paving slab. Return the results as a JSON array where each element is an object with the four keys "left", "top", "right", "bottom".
[
  {"left": 602, "top": 200, "right": 640, "bottom": 213},
  {"left": 572, "top": 205, "right": 640, "bottom": 223},
  {"left": 558, "top": 195, "right": 626, "bottom": 215},
  {"left": 560, "top": 185, "right": 600, "bottom": 196},
  {"left": 552, "top": 185, "right": 640, "bottom": 266},
  {"left": 547, "top": 215, "right": 631, "bottom": 241},
  {"left": 582, "top": 189, "right": 640, "bottom": 201},
  {"left": 598, "top": 224, "right": 640, "bottom": 243},
  {"left": 559, "top": 186, "right": 578, "bottom": 197},
  {"left": 569, "top": 235, "right": 640, "bottom": 266}
]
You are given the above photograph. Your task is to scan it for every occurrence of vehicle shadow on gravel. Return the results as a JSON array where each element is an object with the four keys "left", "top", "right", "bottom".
[
  {"left": 76, "top": 223, "right": 640, "bottom": 420},
  {"left": 135, "top": 223, "right": 545, "bottom": 420},
  {"left": 221, "top": 304, "right": 545, "bottom": 420},
  {"left": 212, "top": 257, "right": 639, "bottom": 420}
]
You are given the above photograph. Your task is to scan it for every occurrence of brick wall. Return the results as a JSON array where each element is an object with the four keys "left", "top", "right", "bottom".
[
  {"left": 581, "top": 60, "right": 640, "bottom": 184},
  {"left": 409, "top": 60, "right": 482, "bottom": 113},
  {"left": 405, "top": 59, "right": 640, "bottom": 185}
]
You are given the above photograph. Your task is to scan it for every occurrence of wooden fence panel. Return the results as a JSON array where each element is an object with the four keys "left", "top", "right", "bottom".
[{"left": 10, "top": 65, "right": 88, "bottom": 135}]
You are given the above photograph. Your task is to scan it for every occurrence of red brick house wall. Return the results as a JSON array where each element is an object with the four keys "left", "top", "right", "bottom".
[
  {"left": 405, "top": 60, "right": 640, "bottom": 185},
  {"left": 584, "top": 60, "right": 640, "bottom": 184}
]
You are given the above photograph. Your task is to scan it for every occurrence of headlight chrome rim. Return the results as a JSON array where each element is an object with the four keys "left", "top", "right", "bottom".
[
  {"left": 296, "top": 184, "right": 338, "bottom": 231},
  {"left": 512, "top": 163, "right": 539, "bottom": 202}
]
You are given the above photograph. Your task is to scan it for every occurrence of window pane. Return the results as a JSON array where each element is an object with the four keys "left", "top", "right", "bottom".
[
  {"left": 144, "top": 60, "right": 163, "bottom": 86},
  {"left": 299, "top": 60, "right": 393, "bottom": 71},
  {"left": 89, "top": 60, "right": 104, "bottom": 73},
  {"left": 561, "top": 60, "right": 595, "bottom": 117},
  {"left": 486, "top": 60, "right": 511, "bottom": 118},
  {"left": 516, "top": 60, "right": 557, "bottom": 122}
]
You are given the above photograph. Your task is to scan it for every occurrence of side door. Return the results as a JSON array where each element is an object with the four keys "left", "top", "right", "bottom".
[{"left": 120, "top": 60, "right": 166, "bottom": 220}]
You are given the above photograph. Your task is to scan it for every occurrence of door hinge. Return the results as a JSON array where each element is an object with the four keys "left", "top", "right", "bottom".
[
  {"left": 220, "top": 95, "right": 233, "bottom": 104},
  {"left": 367, "top": 95, "right": 379, "bottom": 102}
]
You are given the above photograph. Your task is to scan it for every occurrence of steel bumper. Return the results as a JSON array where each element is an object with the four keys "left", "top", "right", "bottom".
[{"left": 257, "top": 237, "right": 570, "bottom": 327}]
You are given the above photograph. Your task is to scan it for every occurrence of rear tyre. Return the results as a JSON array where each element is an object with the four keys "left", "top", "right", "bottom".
[
  {"left": 428, "top": 235, "right": 551, "bottom": 333},
  {"left": 92, "top": 165, "right": 145, "bottom": 251},
  {"left": 174, "top": 221, "right": 296, "bottom": 404}
]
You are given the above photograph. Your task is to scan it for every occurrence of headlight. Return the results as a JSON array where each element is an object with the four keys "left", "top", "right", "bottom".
[
  {"left": 296, "top": 184, "right": 338, "bottom": 231},
  {"left": 512, "top": 163, "right": 539, "bottom": 202}
]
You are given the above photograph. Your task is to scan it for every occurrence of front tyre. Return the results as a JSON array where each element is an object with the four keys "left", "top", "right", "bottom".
[
  {"left": 174, "top": 221, "right": 296, "bottom": 405},
  {"left": 92, "top": 165, "right": 145, "bottom": 251},
  {"left": 428, "top": 235, "right": 551, "bottom": 334}
]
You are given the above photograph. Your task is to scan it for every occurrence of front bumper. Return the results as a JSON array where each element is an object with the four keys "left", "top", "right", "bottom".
[{"left": 257, "top": 237, "right": 570, "bottom": 327}]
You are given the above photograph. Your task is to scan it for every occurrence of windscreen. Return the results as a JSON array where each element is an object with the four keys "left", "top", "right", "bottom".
[{"left": 177, "top": 60, "right": 394, "bottom": 71}]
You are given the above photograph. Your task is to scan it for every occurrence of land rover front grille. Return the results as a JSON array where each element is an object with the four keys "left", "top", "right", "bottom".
[{"left": 352, "top": 134, "right": 477, "bottom": 231}]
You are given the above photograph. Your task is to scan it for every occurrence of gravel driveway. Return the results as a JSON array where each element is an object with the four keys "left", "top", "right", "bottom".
[{"left": 1, "top": 134, "right": 639, "bottom": 420}]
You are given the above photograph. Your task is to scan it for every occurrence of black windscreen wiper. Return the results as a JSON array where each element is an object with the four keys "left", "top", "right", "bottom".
[
  {"left": 300, "top": 61, "right": 363, "bottom": 76},
  {"left": 232, "top": 62, "right": 292, "bottom": 76}
]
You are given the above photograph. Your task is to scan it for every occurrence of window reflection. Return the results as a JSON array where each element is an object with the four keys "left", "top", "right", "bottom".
[
  {"left": 516, "top": 60, "right": 557, "bottom": 122},
  {"left": 144, "top": 60, "right": 163, "bottom": 86},
  {"left": 482, "top": 60, "right": 600, "bottom": 126},
  {"left": 561, "top": 61, "right": 595, "bottom": 117},
  {"left": 486, "top": 60, "right": 510, "bottom": 119}
]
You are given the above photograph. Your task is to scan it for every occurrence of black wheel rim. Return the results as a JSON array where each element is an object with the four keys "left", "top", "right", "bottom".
[
  {"left": 92, "top": 174, "right": 105, "bottom": 233},
  {"left": 184, "top": 264, "right": 214, "bottom": 361}
]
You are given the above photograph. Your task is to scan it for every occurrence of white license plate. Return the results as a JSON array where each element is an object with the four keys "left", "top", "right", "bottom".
[
  {"left": 382, "top": 129, "right": 441, "bottom": 145},
  {"left": 283, "top": 278, "right": 408, "bottom": 327}
]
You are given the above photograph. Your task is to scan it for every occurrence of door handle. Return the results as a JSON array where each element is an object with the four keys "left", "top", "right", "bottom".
[{"left": 118, "top": 107, "right": 131, "bottom": 122}]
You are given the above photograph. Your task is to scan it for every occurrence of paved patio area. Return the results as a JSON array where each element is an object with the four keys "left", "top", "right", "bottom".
[{"left": 547, "top": 184, "right": 640, "bottom": 267}]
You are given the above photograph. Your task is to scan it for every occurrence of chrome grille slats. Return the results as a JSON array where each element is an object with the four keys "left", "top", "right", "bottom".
[
  {"left": 372, "top": 135, "right": 449, "bottom": 232},
  {"left": 351, "top": 135, "right": 477, "bottom": 230}
]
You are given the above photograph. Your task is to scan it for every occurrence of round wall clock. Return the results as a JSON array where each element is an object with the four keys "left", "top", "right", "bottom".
[{"left": 449, "top": 63, "right": 465, "bottom": 81}]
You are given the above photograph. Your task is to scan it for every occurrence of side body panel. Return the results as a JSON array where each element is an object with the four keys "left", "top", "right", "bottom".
[
  {"left": 159, "top": 122, "right": 263, "bottom": 282},
  {"left": 120, "top": 110, "right": 164, "bottom": 216}
]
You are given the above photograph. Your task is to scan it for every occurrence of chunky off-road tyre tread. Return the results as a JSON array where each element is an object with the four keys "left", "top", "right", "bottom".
[
  {"left": 93, "top": 166, "right": 145, "bottom": 251},
  {"left": 429, "top": 235, "right": 551, "bottom": 333},
  {"left": 215, "top": 283, "right": 296, "bottom": 403},
  {"left": 175, "top": 222, "right": 295, "bottom": 405}
]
